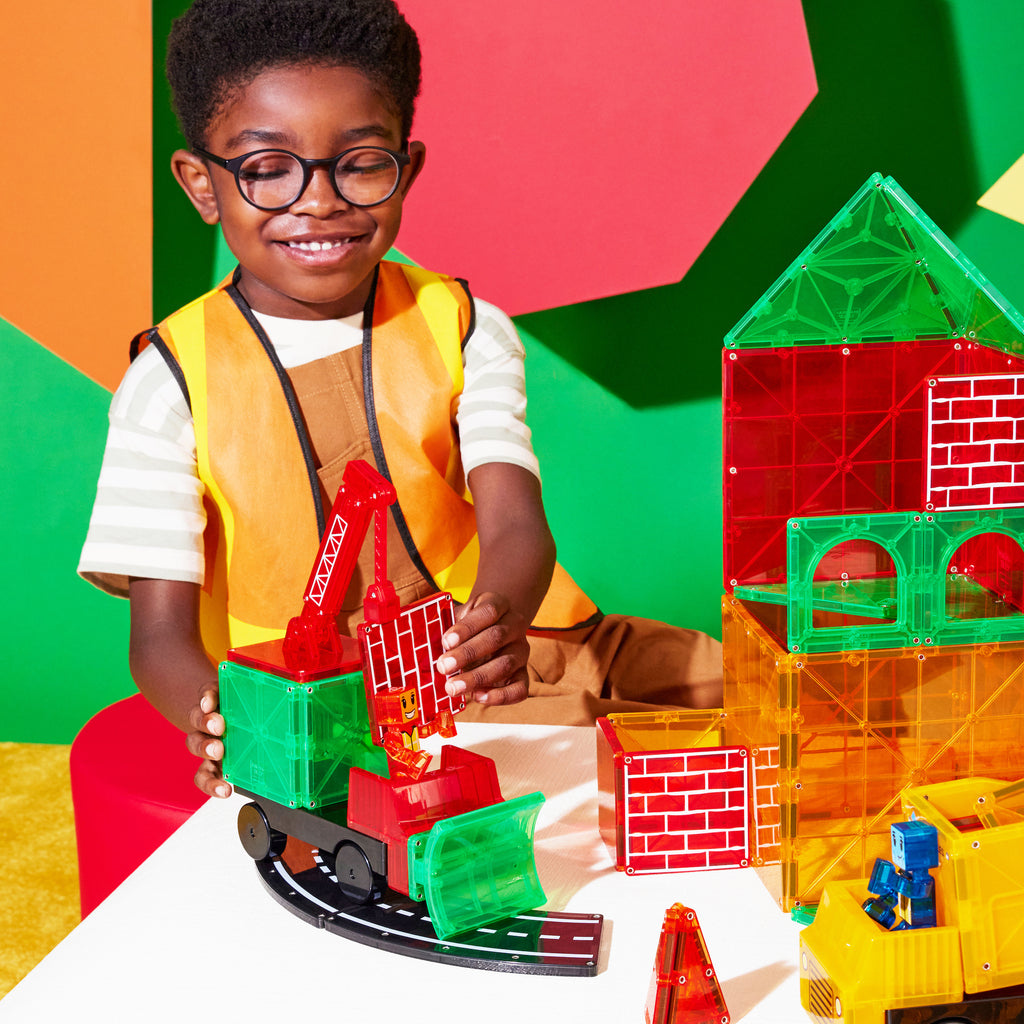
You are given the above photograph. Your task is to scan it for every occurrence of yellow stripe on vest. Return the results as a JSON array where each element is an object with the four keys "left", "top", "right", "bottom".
[
  {"left": 227, "top": 614, "right": 286, "bottom": 650},
  {"left": 432, "top": 534, "right": 480, "bottom": 602},
  {"left": 167, "top": 300, "right": 239, "bottom": 580},
  {"left": 400, "top": 264, "right": 464, "bottom": 397}
]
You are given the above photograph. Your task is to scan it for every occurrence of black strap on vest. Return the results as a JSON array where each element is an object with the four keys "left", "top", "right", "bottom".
[
  {"left": 129, "top": 327, "right": 193, "bottom": 414},
  {"left": 361, "top": 268, "right": 475, "bottom": 595},
  {"left": 456, "top": 277, "right": 476, "bottom": 351},
  {"left": 126, "top": 265, "right": 472, "bottom": 553},
  {"left": 224, "top": 275, "right": 328, "bottom": 540}
]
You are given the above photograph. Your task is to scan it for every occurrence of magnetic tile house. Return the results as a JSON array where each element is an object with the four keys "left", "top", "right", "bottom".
[{"left": 721, "top": 173, "right": 1024, "bottom": 910}]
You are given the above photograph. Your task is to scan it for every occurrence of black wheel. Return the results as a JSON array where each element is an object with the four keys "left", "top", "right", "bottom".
[
  {"left": 332, "top": 841, "right": 381, "bottom": 903},
  {"left": 237, "top": 802, "right": 287, "bottom": 861}
]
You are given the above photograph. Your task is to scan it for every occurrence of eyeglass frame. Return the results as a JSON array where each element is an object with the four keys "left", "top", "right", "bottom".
[{"left": 192, "top": 144, "right": 413, "bottom": 211}]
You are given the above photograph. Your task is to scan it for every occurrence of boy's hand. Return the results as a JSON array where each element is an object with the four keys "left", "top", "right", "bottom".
[
  {"left": 185, "top": 685, "right": 232, "bottom": 799},
  {"left": 439, "top": 593, "right": 530, "bottom": 706},
  {"left": 129, "top": 578, "right": 230, "bottom": 798}
]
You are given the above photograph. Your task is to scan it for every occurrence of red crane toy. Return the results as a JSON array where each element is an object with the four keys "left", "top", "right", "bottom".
[{"left": 219, "top": 460, "right": 603, "bottom": 974}]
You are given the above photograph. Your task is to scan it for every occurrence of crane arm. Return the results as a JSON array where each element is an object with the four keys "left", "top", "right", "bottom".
[{"left": 282, "top": 459, "right": 398, "bottom": 671}]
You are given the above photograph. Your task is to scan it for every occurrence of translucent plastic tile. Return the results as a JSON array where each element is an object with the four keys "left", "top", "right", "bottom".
[
  {"left": 801, "top": 879, "right": 963, "bottom": 1021},
  {"left": 725, "top": 172, "right": 1024, "bottom": 357},
  {"left": 744, "top": 507, "right": 1024, "bottom": 653},
  {"left": 359, "top": 591, "right": 460, "bottom": 743},
  {"left": 724, "top": 339, "right": 1012, "bottom": 592},
  {"left": 722, "top": 596, "right": 1024, "bottom": 911},
  {"left": 407, "top": 791, "right": 545, "bottom": 939},
  {"left": 950, "top": 531, "right": 1024, "bottom": 614},
  {"left": 927, "top": 372, "right": 1024, "bottom": 512},
  {"left": 220, "top": 660, "right": 387, "bottom": 808},
  {"left": 903, "top": 777, "right": 1024, "bottom": 995},
  {"left": 801, "top": 778, "right": 1024, "bottom": 1021},
  {"left": 644, "top": 905, "right": 731, "bottom": 1024},
  {"left": 596, "top": 712, "right": 750, "bottom": 875}
]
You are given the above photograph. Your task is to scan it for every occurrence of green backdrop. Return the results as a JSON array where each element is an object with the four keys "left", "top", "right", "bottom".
[{"left": 5, "top": 0, "right": 1024, "bottom": 742}]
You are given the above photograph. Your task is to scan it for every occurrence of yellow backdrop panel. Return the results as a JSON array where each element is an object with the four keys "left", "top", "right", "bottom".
[{"left": 979, "top": 153, "right": 1024, "bottom": 226}]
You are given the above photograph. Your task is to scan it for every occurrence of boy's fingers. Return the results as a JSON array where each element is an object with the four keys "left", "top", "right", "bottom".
[
  {"left": 185, "top": 704, "right": 226, "bottom": 760},
  {"left": 439, "top": 625, "right": 508, "bottom": 673},
  {"left": 439, "top": 616, "right": 526, "bottom": 671},
  {"left": 186, "top": 699, "right": 222, "bottom": 732},
  {"left": 474, "top": 674, "right": 529, "bottom": 707},
  {"left": 444, "top": 640, "right": 529, "bottom": 698},
  {"left": 443, "top": 609, "right": 496, "bottom": 651},
  {"left": 186, "top": 730, "right": 223, "bottom": 760},
  {"left": 186, "top": 704, "right": 224, "bottom": 738},
  {"left": 445, "top": 593, "right": 514, "bottom": 646},
  {"left": 194, "top": 759, "right": 231, "bottom": 799}
]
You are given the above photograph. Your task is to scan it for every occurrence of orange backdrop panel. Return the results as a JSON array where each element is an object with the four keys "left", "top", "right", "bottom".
[{"left": 0, "top": 3, "right": 151, "bottom": 392}]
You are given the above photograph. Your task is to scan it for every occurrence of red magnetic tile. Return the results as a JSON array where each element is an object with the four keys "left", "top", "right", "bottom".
[
  {"left": 667, "top": 813, "right": 710, "bottom": 832},
  {"left": 688, "top": 831, "right": 729, "bottom": 852},
  {"left": 997, "top": 397, "right": 1024, "bottom": 418},
  {"left": 972, "top": 464, "right": 1014, "bottom": 485},
  {"left": 689, "top": 791, "right": 728, "bottom": 811}
]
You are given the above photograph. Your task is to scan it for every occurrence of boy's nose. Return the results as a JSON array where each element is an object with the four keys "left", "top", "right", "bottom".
[{"left": 291, "top": 166, "right": 350, "bottom": 214}]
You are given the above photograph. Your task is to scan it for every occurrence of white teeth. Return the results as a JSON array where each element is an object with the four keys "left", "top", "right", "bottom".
[{"left": 290, "top": 239, "right": 348, "bottom": 251}]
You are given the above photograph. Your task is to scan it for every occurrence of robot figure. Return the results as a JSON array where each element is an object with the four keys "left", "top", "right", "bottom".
[{"left": 862, "top": 819, "right": 940, "bottom": 930}]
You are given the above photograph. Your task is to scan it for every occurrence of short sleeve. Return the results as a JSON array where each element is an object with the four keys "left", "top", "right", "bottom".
[
  {"left": 78, "top": 345, "right": 207, "bottom": 596},
  {"left": 455, "top": 297, "right": 540, "bottom": 480}
]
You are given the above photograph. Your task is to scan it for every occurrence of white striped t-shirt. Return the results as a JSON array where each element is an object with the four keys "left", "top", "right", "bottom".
[{"left": 78, "top": 296, "right": 539, "bottom": 597}]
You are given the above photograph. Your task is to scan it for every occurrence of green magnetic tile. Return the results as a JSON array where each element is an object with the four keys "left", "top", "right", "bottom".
[{"left": 726, "top": 173, "right": 1024, "bottom": 357}]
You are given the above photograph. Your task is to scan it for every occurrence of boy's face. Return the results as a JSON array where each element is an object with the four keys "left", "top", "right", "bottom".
[{"left": 172, "top": 64, "right": 424, "bottom": 319}]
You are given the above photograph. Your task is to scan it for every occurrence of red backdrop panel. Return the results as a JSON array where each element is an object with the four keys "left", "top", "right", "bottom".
[{"left": 399, "top": 0, "right": 816, "bottom": 313}]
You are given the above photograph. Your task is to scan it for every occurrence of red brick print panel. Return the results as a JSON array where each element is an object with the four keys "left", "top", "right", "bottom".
[
  {"left": 359, "top": 592, "right": 458, "bottom": 742},
  {"left": 928, "top": 374, "right": 1024, "bottom": 511},
  {"left": 620, "top": 745, "right": 750, "bottom": 874}
]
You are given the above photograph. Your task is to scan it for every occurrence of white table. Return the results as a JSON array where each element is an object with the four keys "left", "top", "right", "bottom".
[{"left": 0, "top": 724, "right": 804, "bottom": 1021}]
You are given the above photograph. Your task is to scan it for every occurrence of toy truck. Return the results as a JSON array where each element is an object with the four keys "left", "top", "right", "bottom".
[
  {"left": 218, "top": 460, "right": 592, "bottom": 968},
  {"left": 799, "top": 777, "right": 1024, "bottom": 1023}
]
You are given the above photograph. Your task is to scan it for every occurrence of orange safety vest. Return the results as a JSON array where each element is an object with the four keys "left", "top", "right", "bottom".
[{"left": 138, "top": 261, "right": 599, "bottom": 659}]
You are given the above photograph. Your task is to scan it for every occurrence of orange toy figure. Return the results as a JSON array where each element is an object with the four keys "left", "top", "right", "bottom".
[{"left": 374, "top": 686, "right": 457, "bottom": 780}]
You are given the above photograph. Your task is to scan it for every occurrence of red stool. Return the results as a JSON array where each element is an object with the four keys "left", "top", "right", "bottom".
[{"left": 70, "top": 693, "right": 208, "bottom": 916}]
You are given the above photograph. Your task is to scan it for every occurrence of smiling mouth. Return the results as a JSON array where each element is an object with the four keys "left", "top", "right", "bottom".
[{"left": 286, "top": 238, "right": 356, "bottom": 251}]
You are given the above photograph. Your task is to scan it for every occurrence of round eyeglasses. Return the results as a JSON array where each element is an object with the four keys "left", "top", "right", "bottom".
[{"left": 193, "top": 145, "right": 412, "bottom": 211}]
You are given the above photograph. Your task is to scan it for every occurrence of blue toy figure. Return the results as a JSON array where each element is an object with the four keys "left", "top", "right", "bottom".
[{"left": 862, "top": 819, "right": 940, "bottom": 930}]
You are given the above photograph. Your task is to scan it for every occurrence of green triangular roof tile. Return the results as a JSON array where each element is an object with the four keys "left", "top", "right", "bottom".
[{"left": 725, "top": 172, "right": 1024, "bottom": 357}]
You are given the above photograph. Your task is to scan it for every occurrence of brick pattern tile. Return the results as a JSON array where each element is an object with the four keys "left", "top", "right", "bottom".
[
  {"left": 621, "top": 747, "right": 750, "bottom": 874},
  {"left": 928, "top": 374, "right": 1024, "bottom": 510}
]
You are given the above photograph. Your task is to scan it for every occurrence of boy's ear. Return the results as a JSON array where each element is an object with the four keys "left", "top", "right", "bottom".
[
  {"left": 171, "top": 149, "right": 221, "bottom": 225},
  {"left": 399, "top": 140, "right": 426, "bottom": 198}
]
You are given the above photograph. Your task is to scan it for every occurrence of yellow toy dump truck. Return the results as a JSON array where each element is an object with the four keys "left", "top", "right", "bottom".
[{"left": 799, "top": 777, "right": 1024, "bottom": 1024}]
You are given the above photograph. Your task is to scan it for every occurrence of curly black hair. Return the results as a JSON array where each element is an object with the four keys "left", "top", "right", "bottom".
[{"left": 166, "top": 0, "right": 421, "bottom": 149}]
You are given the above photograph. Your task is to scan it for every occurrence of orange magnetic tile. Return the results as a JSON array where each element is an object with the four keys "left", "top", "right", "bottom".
[{"left": 722, "top": 596, "right": 1024, "bottom": 910}]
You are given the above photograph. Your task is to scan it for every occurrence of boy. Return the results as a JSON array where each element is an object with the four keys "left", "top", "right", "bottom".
[{"left": 79, "top": 0, "right": 722, "bottom": 800}]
